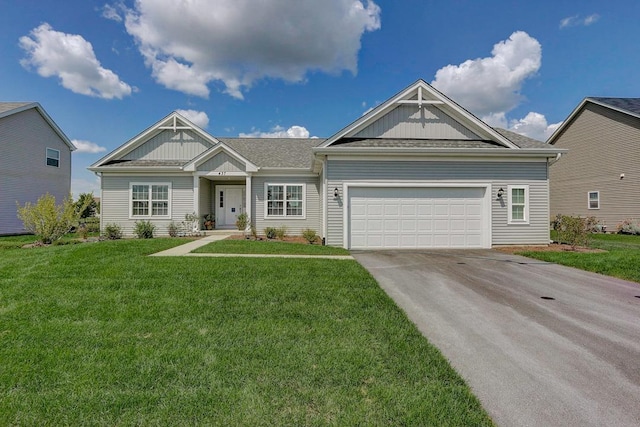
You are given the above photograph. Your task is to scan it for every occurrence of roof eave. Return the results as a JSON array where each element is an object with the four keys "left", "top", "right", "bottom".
[
  {"left": 1, "top": 102, "right": 75, "bottom": 151},
  {"left": 313, "top": 147, "right": 566, "bottom": 157}
]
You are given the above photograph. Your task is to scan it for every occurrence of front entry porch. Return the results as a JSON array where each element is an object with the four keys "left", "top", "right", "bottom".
[{"left": 194, "top": 176, "right": 250, "bottom": 231}]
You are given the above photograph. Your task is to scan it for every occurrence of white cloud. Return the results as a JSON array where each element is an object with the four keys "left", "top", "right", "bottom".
[
  {"left": 176, "top": 109, "right": 209, "bottom": 128},
  {"left": 560, "top": 14, "right": 600, "bottom": 29},
  {"left": 72, "top": 139, "right": 107, "bottom": 154},
  {"left": 120, "top": 0, "right": 381, "bottom": 98},
  {"left": 507, "top": 112, "right": 562, "bottom": 142},
  {"left": 71, "top": 177, "right": 101, "bottom": 198},
  {"left": 19, "top": 23, "right": 133, "bottom": 99},
  {"left": 432, "top": 31, "right": 541, "bottom": 118},
  {"left": 239, "top": 125, "right": 312, "bottom": 138},
  {"left": 102, "top": 4, "right": 122, "bottom": 22}
]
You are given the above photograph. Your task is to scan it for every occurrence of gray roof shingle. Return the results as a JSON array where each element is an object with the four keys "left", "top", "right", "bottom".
[
  {"left": 219, "top": 138, "right": 324, "bottom": 168},
  {"left": 331, "top": 138, "right": 504, "bottom": 149},
  {"left": 102, "top": 159, "right": 188, "bottom": 167},
  {"left": 589, "top": 97, "right": 640, "bottom": 116},
  {"left": 493, "top": 128, "right": 549, "bottom": 148}
]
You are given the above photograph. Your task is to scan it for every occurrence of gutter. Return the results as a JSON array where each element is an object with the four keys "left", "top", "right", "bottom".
[{"left": 313, "top": 147, "right": 568, "bottom": 158}]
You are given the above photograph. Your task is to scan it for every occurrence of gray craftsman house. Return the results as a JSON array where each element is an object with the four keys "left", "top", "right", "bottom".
[
  {"left": 0, "top": 102, "right": 75, "bottom": 235},
  {"left": 548, "top": 97, "right": 640, "bottom": 230},
  {"left": 90, "top": 80, "right": 564, "bottom": 249}
]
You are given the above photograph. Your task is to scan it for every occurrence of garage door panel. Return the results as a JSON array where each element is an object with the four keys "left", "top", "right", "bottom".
[{"left": 349, "top": 186, "right": 487, "bottom": 249}]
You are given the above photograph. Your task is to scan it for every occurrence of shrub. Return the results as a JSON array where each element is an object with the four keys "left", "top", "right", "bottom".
[
  {"left": 275, "top": 225, "right": 287, "bottom": 240},
  {"left": 617, "top": 219, "right": 640, "bottom": 235},
  {"left": 235, "top": 212, "right": 249, "bottom": 230},
  {"left": 554, "top": 214, "right": 592, "bottom": 249},
  {"left": 75, "top": 192, "right": 98, "bottom": 218},
  {"left": 79, "top": 217, "right": 100, "bottom": 233},
  {"left": 250, "top": 225, "right": 258, "bottom": 239},
  {"left": 167, "top": 221, "right": 179, "bottom": 237},
  {"left": 264, "top": 227, "right": 277, "bottom": 239},
  {"left": 103, "top": 223, "right": 122, "bottom": 240},
  {"left": 16, "top": 193, "right": 80, "bottom": 244},
  {"left": 302, "top": 228, "right": 318, "bottom": 244},
  {"left": 134, "top": 220, "right": 156, "bottom": 239}
]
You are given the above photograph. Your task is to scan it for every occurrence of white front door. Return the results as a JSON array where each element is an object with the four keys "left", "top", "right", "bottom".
[{"left": 216, "top": 186, "right": 244, "bottom": 228}]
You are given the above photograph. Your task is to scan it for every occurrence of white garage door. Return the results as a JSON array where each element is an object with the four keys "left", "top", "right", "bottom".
[{"left": 349, "top": 187, "right": 487, "bottom": 249}]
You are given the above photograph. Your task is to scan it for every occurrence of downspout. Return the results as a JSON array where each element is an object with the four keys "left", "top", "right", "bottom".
[
  {"left": 322, "top": 156, "right": 327, "bottom": 245},
  {"left": 548, "top": 152, "right": 562, "bottom": 166}
]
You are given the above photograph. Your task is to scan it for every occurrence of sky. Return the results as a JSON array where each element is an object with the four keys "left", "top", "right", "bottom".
[{"left": 2, "top": 0, "right": 639, "bottom": 196}]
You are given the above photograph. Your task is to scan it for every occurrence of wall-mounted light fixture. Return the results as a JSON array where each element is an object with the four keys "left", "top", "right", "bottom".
[
  {"left": 497, "top": 188, "right": 504, "bottom": 199},
  {"left": 333, "top": 187, "right": 339, "bottom": 198},
  {"left": 620, "top": 173, "right": 625, "bottom": 180}
]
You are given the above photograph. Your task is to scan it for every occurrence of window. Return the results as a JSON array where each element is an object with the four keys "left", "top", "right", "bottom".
[
  {"left": 130, "top": 183, "right": 170, "bottom": 217},
  {"left": 46, "top": 148, "right": 60, "bottom": 167},
  {"left": 588, "top": 191, "right": 600, "bottom": 209},
  {"left": 508, "top": 185, "right": 529, "bottom": 224},
  {"left": 265, "top": 184, "right": 305, "bottom": 218}
]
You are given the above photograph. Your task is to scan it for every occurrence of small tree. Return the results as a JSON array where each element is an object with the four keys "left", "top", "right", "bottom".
[
  {"left": 554, "top": 215, "right": 591, "bottom": 250},
  {"left": 16, "top": 193, "right": 84, "bottom": 244},
  {"left": 75, "top": 192, "right": 97, "bottom": 218}
]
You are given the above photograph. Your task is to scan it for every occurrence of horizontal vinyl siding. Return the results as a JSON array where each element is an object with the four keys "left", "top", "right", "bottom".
[
  {"left": 251, "top": 176, "right": 321, "bottom": 236},
  {"left": 197, "top": 152, "right": 244, "bottom": 172},
  {"left": 101, "top": 174, "right": 194, "bottom": 236},
  {"left": 123, "top": 129, "right": 210, "bottom": 161},
  {"left": 550, "top": 104, "right": 640, "bottom": 228},
  {"left": 355, "top": 105, "right": 479, "bottom": 139},
  {"left": 0, "top": 109, "right": 71, "bottom": 234},
  {"left": 326, "top": 160, "right": 549, "bottom": 247}
]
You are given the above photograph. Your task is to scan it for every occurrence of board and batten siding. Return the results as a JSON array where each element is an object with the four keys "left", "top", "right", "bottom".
[
  {"left": 325, "top": 160, "right": 549, "bottom": 247},
  {"left": 0, "top": 108, "right": 71, "bottom": 234},
  {"left": 250, "top": 175, "right": 322, "bottom": 236},
  {"left": 101, "top": 174, "right": 194, "bottom": 236},
  {"left": 354, "top": 104, "right": 480, "bottom": 140},
  {"left": 197, "top": 152, "right": 244, "bottom": 173},
  {"left": 122, "top": 129, "right": 211, "bottom": 161},
  {"left": 550, "top": 103, "right": 640, "bottom": 229}
]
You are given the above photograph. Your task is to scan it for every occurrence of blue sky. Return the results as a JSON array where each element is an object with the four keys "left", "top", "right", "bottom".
[{"left": 2, "top": 0, "right": 639, "bottom": 196}]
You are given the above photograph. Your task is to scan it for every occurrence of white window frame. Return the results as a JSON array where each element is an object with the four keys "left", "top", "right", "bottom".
[
  {"left": 129, "top": 182, "right": 172, "bottom": 219},
  {"left": 588, "top": 191, "right": 600, "bottom": 209},
  {"left": 46, "top": 148, "right": 60, "bottom": 168},
  {"left": 264, "top": 183, "right": 306, "bottom": 219},
  {"left": 508, "top": 185, "right": 529, "bottom": 224}
]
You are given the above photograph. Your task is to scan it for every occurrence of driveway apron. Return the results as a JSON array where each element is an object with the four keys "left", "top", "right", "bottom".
[{"left": 353, "top": 249, "right": 640, "bottom": 427}]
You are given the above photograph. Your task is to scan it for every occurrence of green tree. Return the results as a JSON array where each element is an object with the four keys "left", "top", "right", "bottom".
[
  {"left": 75, "top": 192, "right": 97, "bottom": 218},
  {"left": 17, "top": 193, "right": 87, "bottom": 244}
]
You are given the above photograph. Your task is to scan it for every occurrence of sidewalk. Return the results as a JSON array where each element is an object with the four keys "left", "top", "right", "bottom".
[{"left": 150, "top": 234, "right": 354, "bottom": 260}]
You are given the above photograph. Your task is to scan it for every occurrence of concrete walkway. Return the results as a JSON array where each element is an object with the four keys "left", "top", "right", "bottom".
[{"left": 150, "top": 234, "right": 354, "bottom": 259}]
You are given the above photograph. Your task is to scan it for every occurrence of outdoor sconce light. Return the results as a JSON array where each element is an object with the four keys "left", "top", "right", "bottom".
[
  {"left": 497, "top": 188, "right": 504, "bottom": 199},
  {"left": 333, "top": 187, "right": 339, "bottom": 198}
]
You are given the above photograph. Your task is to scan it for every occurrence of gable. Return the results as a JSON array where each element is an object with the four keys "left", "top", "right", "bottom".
[
  {"left": 196, "top": 151, "right": 245, "bottom": 172},
  {"left": 354, "top": 104, "right": 480, "bottom": 139},
  {"left": 122, "top": 129, "right": 211, "bottom": 161}
]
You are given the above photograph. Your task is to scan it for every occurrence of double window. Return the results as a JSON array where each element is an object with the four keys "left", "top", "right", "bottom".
[
  {"left": 130, "top": 183, "right": 170, "bottom": 217},
  {"left": 588, "top": 191, "right": 600, "bottom": 209},
  {"left": 265, "top": 184, "right": 304, "bottom": 218},
  {"left": 508, "top": 185, "right": 529, "bottom": 224},
  {"left": 46, "top": 148, "right": 60, "bottom": 167}
]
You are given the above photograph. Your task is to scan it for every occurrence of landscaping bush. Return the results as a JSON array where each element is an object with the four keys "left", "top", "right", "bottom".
[
  {"left": 16, "top": 193, "right": 81, "bottom": 244},
  {"left": 167, "top": 221, "right": 179, "bottom": 237},
  {"left": 302, "top": 228, "right": 319, "bottom": 244},
  {"left": 235, "top": 212, "right": 249, "bottom": 230},
  {"left": 616, "top": 219, "right": 640, "bottom": 235},
  {"left": 275, "top": 225, "right": 287, "bottom": 240},
  {"left": 79, "top": 217, "right": 100, "bottom": 233},
  {"left": 103, "top": 223, "right": 122, "bottom": 240},
  {"left": 264, "top": 227, "right": 277, "bottom": 239},
  {"left": 553, "top": 214, "right": 594, "bottom": 249},
  {"left": 134, "top": 220, "right": 156, "bottom": 239},
  {"left": 75, "top": 192, "right": 98, "bottom": 218}
]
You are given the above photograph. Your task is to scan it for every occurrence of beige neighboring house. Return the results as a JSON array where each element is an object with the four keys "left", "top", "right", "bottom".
[
  {"left": 548, "top": 97, "right": 640, "bottom": 230},
  {"left": 0, "top": 103, "right": 75, "bottom": 235}
]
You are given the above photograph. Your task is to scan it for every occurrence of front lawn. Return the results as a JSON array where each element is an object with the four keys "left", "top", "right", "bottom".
[
  {"left": 193, "top": 238, "right": 351, "bottom": 255},
  {"left": 0, "top": 238, "right": 491, "bottom": 425},
  {"left": 519, "top": 233, "right": 640, "bottom": 283}
]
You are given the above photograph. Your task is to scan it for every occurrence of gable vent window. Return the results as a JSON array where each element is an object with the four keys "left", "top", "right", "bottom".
[
  {"left": 46, "top": 148, "right": 60, "bottom": 167},
  {"left": 588, "top": 191, "right": 600, "bottom": 209}
]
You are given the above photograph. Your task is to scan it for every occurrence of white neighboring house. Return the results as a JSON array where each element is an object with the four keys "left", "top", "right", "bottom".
[
  {"left": 0, "top": 103, "right": 75, "bottom": 235},
  {"left": 89, "top": 80, "right": 565, "bottom": 249}
]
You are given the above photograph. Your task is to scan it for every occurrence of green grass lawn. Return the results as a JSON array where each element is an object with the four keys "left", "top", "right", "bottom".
[
  {"left": 193, "top": 238, "right": 351, "bottom": 255},
  {"left": 519, "top": 233, "right": 640, "bottom": 283},
  {"left": 0, "top": 238, "right": 492, "bottom": 426}
]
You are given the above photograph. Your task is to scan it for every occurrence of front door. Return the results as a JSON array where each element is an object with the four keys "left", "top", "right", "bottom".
[{"left": 216, "top": 186, "right": 244, "bottom": 228}]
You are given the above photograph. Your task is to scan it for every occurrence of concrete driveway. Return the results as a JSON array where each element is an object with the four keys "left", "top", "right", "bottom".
[{"left": 353, "top": 250, "right": 640, "bottom": 427}]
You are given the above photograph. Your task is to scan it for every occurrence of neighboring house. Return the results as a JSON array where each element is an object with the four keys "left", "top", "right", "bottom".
[
  {"left": 548, "top": 97, "right": 640, "bottom": 230},
  {"left": 0, "top": 103, "right": 75, "bottom": 235},
  {"left": 89, "top": 80, "right": 564, "bottom": 249}
]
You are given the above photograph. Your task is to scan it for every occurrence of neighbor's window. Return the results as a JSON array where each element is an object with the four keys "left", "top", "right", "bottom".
[
  {"left": 131, "top": 183, "right": 170, "bottom": 217},
  {"left": 508, "top": 185, "right": 529, "bottom": 224},
  {"left": 588, "top": 191, "right": 600, "bottom": 209},
  {"left": 266, "top": 184, "right": 304, "bottom": 218},
  {"left": 46, "top": 148, "right": 60, "bottom": 167}
]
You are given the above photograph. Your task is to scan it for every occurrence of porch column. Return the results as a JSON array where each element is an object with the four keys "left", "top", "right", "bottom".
[
  {"left": 245, "top": 174, "right": 252, "bottom": 230},
  {"left": 193, "top": 175, "right": 200, "bottom": 231}
]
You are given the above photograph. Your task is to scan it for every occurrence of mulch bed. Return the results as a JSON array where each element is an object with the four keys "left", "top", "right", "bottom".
[
  {"left": 225, "top": 234, "right": 312, "bottom": 244},
  {"left": 495, "top": 243, "right": 605, "bottom": 254}
]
